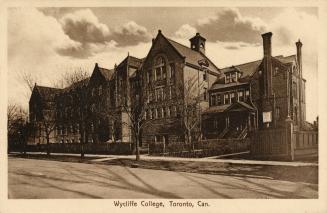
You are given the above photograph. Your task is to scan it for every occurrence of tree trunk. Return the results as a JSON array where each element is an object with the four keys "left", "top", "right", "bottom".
[
  {"left": 46, "top": 135, "right": 50, "bottom": 156},
  {"left": 81, "top": 129, "right": 85, "bottom": 159},
  {"left": 135, "top": 135, "right": 140, "bottom": 161}
]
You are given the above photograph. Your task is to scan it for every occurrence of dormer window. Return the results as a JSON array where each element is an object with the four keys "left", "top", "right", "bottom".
[
  {"left": 232, "top": 72, "right": 237, "bottom": 82},
  {"left": 226, "top": 74, "right": 231, "bottom": 83}
]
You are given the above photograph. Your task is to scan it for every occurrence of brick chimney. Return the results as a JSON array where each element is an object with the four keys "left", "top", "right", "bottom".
[
  {"left": 296, "top": 39, "right": 303, "bottom": 76},
  {"left": 262, "top": 32, "right": 273, "bottom": 97},
  {"left": 296, "top": 39, "right": 304, "bottom": 127}
]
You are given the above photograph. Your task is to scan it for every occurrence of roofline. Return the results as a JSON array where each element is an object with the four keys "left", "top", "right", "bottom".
[
  {"left": 167, "top": 38, "right": 220, "bottom": 73},
  {"left": 220, "top": 54, "right": 297, "bottom": 71},
  {"left": 185, "top": 63, "right": 219, "bottom": 77},
  {"left": 209, "top": 82, "right": 250, "bottom": 92}
]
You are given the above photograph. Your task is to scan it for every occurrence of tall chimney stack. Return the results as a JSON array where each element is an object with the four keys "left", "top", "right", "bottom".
[
  {"left": 262, "top": 32, "right": 273, "bottom": 96},
  {"left": 296, "top": 39, "right": 303, "bottom": 127},
  {"left": 296, "top": 39, "right": 303, "bottom": 76}
]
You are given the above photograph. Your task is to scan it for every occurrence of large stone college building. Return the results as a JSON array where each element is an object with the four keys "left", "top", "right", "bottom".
[{"left": 28, "top": 30, "right": 308, "bottom": 147}]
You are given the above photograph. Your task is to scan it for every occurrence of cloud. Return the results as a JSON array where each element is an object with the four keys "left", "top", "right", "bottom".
[
  {"left": 174, "top": 8, "right": 266, "bottom": 44},
  {"left": 110, "top": 21, "right": 152, "bottom": 47},
  {"left": 174, "top": 24, "right": 197, "bottom": 39},
  {"left": 217, "top": 41, "right": 260, "bottom": 50},
  {"left": 58, "top": 9, "right": 151, "bottom": 58},
  {"left": 7, "top": 8, "right": 153, "bottom": 110},
  {"left": 60, "top": 9, "right": 110, "bottom": 44}
]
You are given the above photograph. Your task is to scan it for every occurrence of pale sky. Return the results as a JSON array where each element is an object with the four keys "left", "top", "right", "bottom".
[{"left": 7, "top": 7, "right": 318, "bottom": 122}]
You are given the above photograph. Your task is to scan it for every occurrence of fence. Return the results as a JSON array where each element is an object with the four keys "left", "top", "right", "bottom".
[
  {"left": 149, "top": 138, "right": 250, "bottom": 158},
  {"left": 250, "top": 119, "right": 318, "bottom": 161},
  {"left": 24, "top": 142, "right": 133, "bottom": 155},
  {"left": 294, "top": 131, "right": 318, "bottom": 158}
]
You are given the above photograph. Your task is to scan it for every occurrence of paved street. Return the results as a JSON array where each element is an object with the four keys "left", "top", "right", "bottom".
[{"left": 8, "top": 157, "right": 318, "bottom": 199}]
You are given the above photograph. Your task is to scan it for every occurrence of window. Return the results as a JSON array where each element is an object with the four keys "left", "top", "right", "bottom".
[
  {"left": 76, "top": 124, "right": 79, "bottom": 133},
  {"left": 274, "top": 67, "right": 279, "bottom": 76},
  {"left": 148, "top": 109, "right": 152, "bottom": 119},
  {"left": 238, "top": 91, "right": 244, "bottom": 102},
  {"left": 276, "top": 107, "right": 280, "bottom": 120},
  {"left": 158, "top": 107, "right": 162, "bottom": 118},
  {"left": 169, "top": 86, "right": 172, "bottom": 99},
  {"left": 155, "top": 68, "right": 161, "bottom": 80},
  {"left": 155, "top": 88, "right": 164, "bottom": 101},
  {"left": 163, "top": 108, "right": 166, "bottom": 118},
  {"left": 224, "top": 94, "right": 230, "bottom": 104},
  {"left": 211, "top": 95, "right": 216, "bottom": 106},
  {"left": 217, "top": 95, "right": 222, "bottom": 105},
  {"left": 231, "top": 72, "right": 237, "bottom": 82},
  {"left": 245, "top": 90, "right": 250, "bottom": 100},
  {"left": 226, "top": 73, "right": 231, "bottom": 83},
  {"left": 155, "top": 108, "right": 158, "bottom": 119},
  {"left": 169, "top": 63, "right": 175, "bottom": 79},
  {"left": 98, "top": 85, "right": 102, "bottom": 95},
  {"left": 231, "top": 93, "right": 236, "bottom": 103},
  {"left": 154, "top": 56, "right": 166, "bottom": 81},
  {"left": 152, "top": 108, "right": 155, "bottom": 119},
  {"left": 167, "top": 107, "right": 171, "bottom": 118},
  {"left": 172, "top": 106, "right": 177, "bottom": 117}
]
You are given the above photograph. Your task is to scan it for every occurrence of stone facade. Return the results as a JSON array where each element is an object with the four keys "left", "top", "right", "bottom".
[{"left": 28, "top": 30, "right": 220, "bottom": 146}]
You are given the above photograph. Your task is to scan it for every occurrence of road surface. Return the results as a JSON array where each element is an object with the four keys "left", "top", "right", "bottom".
[{"left": 8, "top": 157, "right": 317, "bottom": 199}]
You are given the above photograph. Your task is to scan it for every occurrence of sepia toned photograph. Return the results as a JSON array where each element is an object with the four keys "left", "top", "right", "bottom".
[{"left": 1, "top": 3, "right": 325, "bottom": 211}]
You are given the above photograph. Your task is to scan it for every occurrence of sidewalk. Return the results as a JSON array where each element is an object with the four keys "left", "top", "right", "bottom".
[{"left": 9, "top": 152, "right": 318, "bottom": 167}]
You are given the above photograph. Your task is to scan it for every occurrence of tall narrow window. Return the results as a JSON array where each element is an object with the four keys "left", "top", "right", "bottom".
[
  {"left": 245, "top": 90, "right": 250, "bottom": 100},
  {"left": 231, "top": 93, "right": 236, "bottom": 103},
  {"left": 238, "top": 91, "right": 244, "bottom": 102},
  {"left": 224, "top": 93, "right": 230, "bottom": 104},
  {"left": 276, "top": 107, "right": 280, "bottom": 120},
  {"left": 211, "top": 95, "right": 216, "bottom": 106},
  {"left": 170, "top": 63, "right": 175, "bottom": 79},
  {"left": 226, "top": 74, "right": 231, "bottom": 83},
  {"left": 99, "top": 85, "right": 102, "bottom": 95},
  {"left": 217, "top": 95, "right": 222, "bottom": 105},
  {"left": 154, "top": 56, "right": 166, "bottom": 81}
]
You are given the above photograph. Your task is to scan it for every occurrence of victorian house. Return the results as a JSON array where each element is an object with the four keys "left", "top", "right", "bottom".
[{"left": 202, "top": 32, "right": 307, "bottom": 139}]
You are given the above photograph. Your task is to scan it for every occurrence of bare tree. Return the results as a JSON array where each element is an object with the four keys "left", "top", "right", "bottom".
[
  {"left": 40, "top": 109, "right": 57, "bottom": 156},
  {"left": 180, "top": 76, "right": 203, "bottom": 148},
  {"left": 54, "top": 67, "right": 90, "bottom": 89},
  {"left": 115, "top": 73, "right": 150, "bottom": 161},
  {"left": 7, "top": 103, "right": 28, "bottom": 153}
]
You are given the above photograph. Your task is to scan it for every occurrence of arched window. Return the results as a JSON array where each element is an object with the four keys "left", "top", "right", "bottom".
[{"left": 154, "top": 56, "right": 166, "bottom": 81}]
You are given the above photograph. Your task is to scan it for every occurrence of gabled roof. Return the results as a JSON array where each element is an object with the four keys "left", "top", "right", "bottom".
[
  {"left": 275, "top": 54, "right": 297, "bottom": 65},
  {"left": 64, "top": 77, "right": 90, "bottom": 91},
  {"left": 98, "top": 66, "right": 115, "bottom": 81},
  {"left": 203, "top": 101, "right": 255, "bottom": 114},
  {"left": 211, "top": 54, "right": 297, "bottom": 92},
  {"left": 166, "top": 38, "right": 220, "bottom": 73},
  {"left": 34, "top": 85, "right": 62, "bottom": 101},
  {"left": 203, "top": 104, "right": 230, "bottom": 114},
  {"left": 225, "top": 101, "right": 255, "bottom": 112},
  {"left": 219, "top": 59, "right": 262, "bottom": 80}
]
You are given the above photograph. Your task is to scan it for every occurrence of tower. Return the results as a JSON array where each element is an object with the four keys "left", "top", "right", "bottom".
[{"left": 189, "top": 33, "right": 206, "bottom": 54}]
